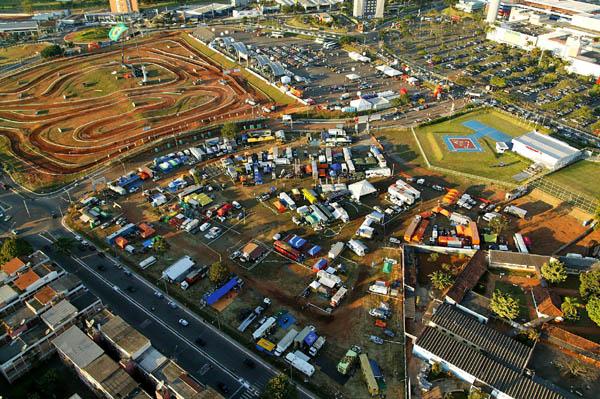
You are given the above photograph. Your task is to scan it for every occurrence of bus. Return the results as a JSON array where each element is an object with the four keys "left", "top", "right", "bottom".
[
  {"left": 271, "top": 31, "right": 284, "bottom": 39},
  {"left": 273, "top": 240, "right": 303, "bottom": 261},
  {"left": 359, "top": 354, "right": 379, "bottom": 396},
  {"left": 514, "top": 233, "right": 529, "bottom": 253}
]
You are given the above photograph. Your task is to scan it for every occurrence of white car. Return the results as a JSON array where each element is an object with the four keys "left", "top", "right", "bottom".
[
  {"left": 178, "top": 318, "right": 189, "bottom": 327},
  {"left": 199, "top": 222, "right": 211, "bottom": 232}
]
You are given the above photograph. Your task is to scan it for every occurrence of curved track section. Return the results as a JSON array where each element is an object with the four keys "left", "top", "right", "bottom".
[{"left": 0, "top": 34, "right": 263, "bottom": 176}]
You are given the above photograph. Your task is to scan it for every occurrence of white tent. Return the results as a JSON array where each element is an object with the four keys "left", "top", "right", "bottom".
[
  {"left": 376, "top": 65, "right": 402, "bottom": 77},
  {"left": 345, "top": 73, "right": 360, "bottom": 81},
  {"left": 349, "top": 179, "right": 377, "bottom": 201},
  {"left": 350, "top": 98, "right": 372, "bottom": 112}
]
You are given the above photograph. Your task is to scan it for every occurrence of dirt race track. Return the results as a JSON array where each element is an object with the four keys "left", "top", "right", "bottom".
[{"left": 0, "top": 32, "right": 267, "bottom": 178}]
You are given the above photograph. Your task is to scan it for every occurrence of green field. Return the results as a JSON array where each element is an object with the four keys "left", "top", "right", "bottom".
[
  {"left": 545, "top": 160, "right": 600, "bottom": 199},
  {"left": 0, "top": 43, "right": 49, "bottom": 65},
  {"left": 182, "top": 35, "right": 296, "bottom": 105},
  {"left": 415, "top": 109, "right": 532, "bottom": 182},
  {"left": 66, "top": 27, "right": 110, "bottom": 43}
]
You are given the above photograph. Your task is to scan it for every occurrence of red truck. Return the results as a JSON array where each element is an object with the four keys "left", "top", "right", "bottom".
[{"left": 217, "top": 203, "right": 233, "bottom": 217}]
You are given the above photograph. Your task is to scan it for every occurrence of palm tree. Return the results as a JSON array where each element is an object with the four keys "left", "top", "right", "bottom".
[
  {"left": 561, "top": 296, "right": 581, "bottom": 321},
  {"left": 55, "top": 237, "right": 76, "bottom": 254}
]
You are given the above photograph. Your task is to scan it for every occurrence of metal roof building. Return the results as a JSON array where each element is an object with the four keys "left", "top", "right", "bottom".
[
  {"left": 415, "top": 326, "right": 565, "bottom": 399},
  {"left": 511, "top": 131, "right": 581, "bottom": 170}
]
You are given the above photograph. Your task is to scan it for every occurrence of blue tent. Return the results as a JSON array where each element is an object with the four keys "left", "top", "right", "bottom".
[
  {"left": 204, "top": 277, "right": 239, "bottom": 305},
  {"left": 304, "top": 331, "right": 318, "bottom": 347},
  {"left": 308, "top": 245, "right": 321, "bottom": 256}
]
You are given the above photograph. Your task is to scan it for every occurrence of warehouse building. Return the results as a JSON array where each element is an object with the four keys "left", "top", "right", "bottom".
[{"left": 511, "top": 131, "right": 581, "bottom": 170}]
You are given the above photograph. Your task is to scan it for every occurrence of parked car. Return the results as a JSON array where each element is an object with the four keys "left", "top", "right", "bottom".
[{"left": 178, "top": 318, "right": 189, "bottom": 327}]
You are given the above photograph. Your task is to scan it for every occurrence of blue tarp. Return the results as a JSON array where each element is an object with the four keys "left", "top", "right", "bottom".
[
  {"left": 289, "top": 235, "right": 307, "bottom": 250},
  {"left": 330, "top": 163, "right": 342, "bottom": 171},
  {"left": 308, "top": 245, "right": 321, "bottom": 256},
  {"left": 313, "top": 258, "right": 327, "bottom": 271},
  {"left": 277, "top": 312, "right": 296, "bottom": 329},
  {"left": 204, "top": 277, "right": 238, "bottom": 305},
  {"left": 304, "top": 331, "right": 318, "bottom": 347},
  {"left": 116, "top": 173, "right": 140, "bottom": 188},
  {"left": 369, "top": 359, "right": 383, "bottom": 378}
]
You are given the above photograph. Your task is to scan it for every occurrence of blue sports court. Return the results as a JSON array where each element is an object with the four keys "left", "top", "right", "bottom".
[{"left": 442, "top": 120, "right": 512, "bottom": 153}]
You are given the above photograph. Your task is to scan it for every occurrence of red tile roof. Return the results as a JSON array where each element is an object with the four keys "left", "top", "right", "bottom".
[
  {"left": 1, "top": 258, "right": 26, "bottom": 275},
  {"left": 532, "top": 286, "right": 562, "bottom": 318},
  {"left": 13, "top": 270, "right": 40, "bottom": 291}
]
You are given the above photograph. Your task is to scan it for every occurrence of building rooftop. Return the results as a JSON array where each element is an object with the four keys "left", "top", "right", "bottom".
[
  {"left": 2, "top": 305, "right": 36, "bottom": 330},
  {"left": 49, "top": 273, "right": 82, "bottom": 294},
  {"left": 153, "top": 360, "right": 204, "bottom": 399},
  {"left": 138, "top": 347, "right": 167, "bottom": 373},
  {"left": 40, "top": 299, "right": 78, "bottom": 330},
  {"left": 83, "top": 353, "right": 119, "bottom": 384},
  {"left": 13, "top": 269, "right": 40, "bottom": 291},
  {"left": 27, "top": 250, "right": 50, "bottom": 268},
  {"left": 489, "top": 250, "right": 551, "bottom": 270},
  {"left": 0, "top": 21, "right": 39, "bottom": 32},
  {"left": 1, "top": 258, "right": 26, "bottom": 276},
  {"left": 52, "top": 326, "right": 103, "bottom": 369},
  {"left": 512, "top": 131, "right": 580, "bottom": 160},
  {"left": 445, "top": 250, "right": 487, "bottom": 303},
  {"left": 532, "top": 286, "right": 563, "bottom": 318},
  {"left": 430, "top": 303, "right": 531, "bottom": 370},
  {"left": 520, "top": 0, "right": 600, "bottom": 14},
  {"left": 416, "top": 327, "right": 565, "bottom": 399},
  {"left": 100, "top": 367, "right": 140, "bottom": 399},
  {"left": 100, "top": 315, "right": 150, "bottom": 358},
  {"left": 32, "top": 285, "right": 57, "bottom": 306},
  {"left": 69, "top": 289, "right": 100, "bottom": 312},
  {"left": 0, "top": 285, "right": 18, "bottom": 306}
]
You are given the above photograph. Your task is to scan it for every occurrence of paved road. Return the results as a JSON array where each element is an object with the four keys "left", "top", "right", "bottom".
[{"left": 0, "top": 173, "right": 316, "bottom": 399}]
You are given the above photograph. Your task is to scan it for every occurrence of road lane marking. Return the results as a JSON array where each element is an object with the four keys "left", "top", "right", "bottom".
[{"left": 23, "top": 200, "right": 30, "bottom": 217}]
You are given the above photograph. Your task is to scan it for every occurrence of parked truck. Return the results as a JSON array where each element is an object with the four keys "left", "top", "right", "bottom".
[
  {"left": 359, "top": 354, "right": 380, "bottom": 396},
  {"left": 309, "top": 336, "right": 326, "bottom": 356},
  {"left": 504, "top": 205, "right": 528, "bottom": 219},
  {"left": 347, "top": 239, "right": 368, "bottom": 257},
  {"left": 369, "top": 281, "right": 389, "bottom": 296},
  {"left": 337, "top": 345, "right": 361, "bottom": 375},
  {"left": 184, "top": 218, "right": 200, "bottom": 233},
  {"left": 274, "top": 328, "right": 298, "bottom": 357},
  {"left": 285, "top": 352, "right": 315, "bottom": 377},
  {"left": 328, "top": 242, "right": 345, "bottom": 260},
  {"left": 252, "top": 317, "right": 276, "bottom": 341},
  {"left": 294, "top": 325, "right": 316, "bottom": 348}
]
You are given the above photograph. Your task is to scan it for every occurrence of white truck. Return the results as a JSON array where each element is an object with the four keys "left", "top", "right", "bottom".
[
  {"left": 388, "top": 184, "right": 415, "bottom": 205},
  {"left": 274, "top": 328, "right": 298, "bottom": 356},
  {"left": 185, "top": 219, "right": 200, "bottom": 233},
  {"left": 285, "top": 352, "right": 315, "bottom": 377},
  {"left": 347, "top": 239, "right": 368, "bottom": 257},
  {"left": 252, "top": 317, "right": 276, "bottom": 341},
  {"left": 504, "top": 205, "right": 528, "bottom": 219},
  {"left": 328, "top": 242, "right": 345, "bottom": 260},
  {"left": 309, "top": 336, "right": 326, "bottom": 356},
  {"left": 369, "top": 281, "right": 389, "bottom": 295}
]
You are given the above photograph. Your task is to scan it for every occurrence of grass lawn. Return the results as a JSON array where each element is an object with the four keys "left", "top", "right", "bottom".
[
  {"left": 415, "top": 109, "right": 532, "bottom": 182},
  {"left": 66, "top": 27, "right": 110, "bottom": 43},
  {"left": 182, "top": 35, "right": 295, "bottom": 105},
  {"left": 494, "top": 281, "right": 530, "bottom": 321},
  {"left": 545, "top": 160, "right": 600, "bottom": 199},
  {"left": 0, "top": 43, "right": 49, "bottom": 65}
]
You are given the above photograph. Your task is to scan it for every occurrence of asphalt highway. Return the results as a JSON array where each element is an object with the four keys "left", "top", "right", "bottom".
[{"left": 0, "top": 172, "right": 316, "bottom": 399}]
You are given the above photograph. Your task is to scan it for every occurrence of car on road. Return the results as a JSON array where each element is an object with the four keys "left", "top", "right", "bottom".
[
  {"left": 10, "top": 229, "right": 18, "bottom": 235},
  {"left": 3, "top": 215, "right": 11, "bottom": 222},
  {"left": 154, "top": 291, "right": 164, "bottom": 299},
  {"left": 217, "top": 382, "right": 229, "bottom": 394},
  {"left": 178, "top": 318, "right": 189, "bottom": 327},
  {"left": 74, "top": 235, "right": 82, "bottom": 242},
  {"left": 168, "top": 301, "right": 177, "bottom": 309}
]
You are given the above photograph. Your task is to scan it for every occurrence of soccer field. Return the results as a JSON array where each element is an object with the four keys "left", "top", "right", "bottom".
[
  {"left": 415, "top": 109, "right": 532, "bottom": 182},
  {"left": 545, "top": 160, "right": 600, "bottom": 199}
]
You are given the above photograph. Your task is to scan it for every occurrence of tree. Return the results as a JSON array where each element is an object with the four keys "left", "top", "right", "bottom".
[
  {"left": 489, "top": 215, "right": 509, "bottom": 235},
  {"left": 152, "top": 236, "right": 168, "bottom": 255},
  {"left": 430, "top": 361, "right": 442, "bottom": 377},
  {"left": 490, "top": 289, "right": 520, "bottom": 320},
  {"left": 561, "top": 296, "right": 581, "bottom": 321},
  {"left": 21, "top": 0, "right": 33, "bottom": 13},
  {"left": 579, "top": 269, "right": 600, "bottom": 299},
  {"left": 517, "top": 328, "right": 539, "bottom": 344},
  {"left": 261, "top": 374, "right": 297, "bottom": 399},
  {"left": 54, "top": 237, "right": 75, "bottom": 254},
  {"left": 40, "top": 44, "right": 64, "bottom": 59},
  {"left": 0, "top": 237, "right": 33, "bottom": 262},
  {"left": 209, "top": 261, "right": 229, "bottom": 285},
  {"left": 427, "top": 252, "right": 439, "bottom": 262},
  {"left": 391, "top": 93, "right": 410, "bottom": 107},
  {"left": 587, "top": 295, "right": 600, "bottom": 327},
  {"left": 429, "top": 271, "right": 454, "bottom": 290},
  {"left": 221, "top": 122, "right": 238, "bottom": 140},
  {"left": 489, "top": 76, "right": 507, "bottom": 88},
  {"left": 541, "top": 259, "right": 567, "bottom": 284},
  {"left": 468, "top": 388, "right": 491, "bottom": 399}
]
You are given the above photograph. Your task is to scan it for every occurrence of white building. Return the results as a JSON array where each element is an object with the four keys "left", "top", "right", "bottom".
[
  {"left": 353, "top": 0, "right": 384, "bottom": 19},
  {"left": 455, "top": 0, "right": 485, "bottom": 13},
  {"left": 511, "top": 131, "right": 582, "bottom": 170}
]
